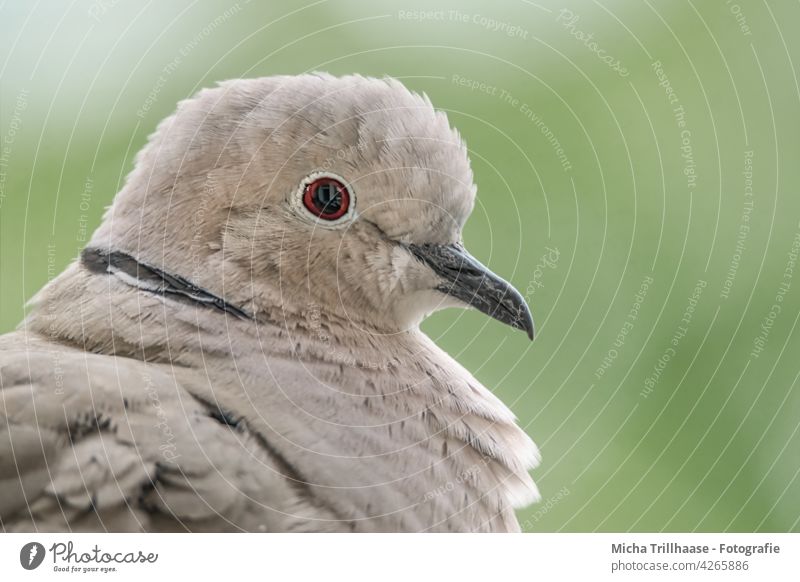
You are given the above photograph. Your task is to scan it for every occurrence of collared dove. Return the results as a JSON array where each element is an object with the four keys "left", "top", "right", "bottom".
[{"left": 0, "top": 74, "right": 539, "bottom": 533}]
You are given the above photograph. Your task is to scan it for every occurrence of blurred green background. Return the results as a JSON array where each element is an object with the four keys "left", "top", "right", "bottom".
[{"left": 1, "top": 0, "right": 798, "bottom": 532}]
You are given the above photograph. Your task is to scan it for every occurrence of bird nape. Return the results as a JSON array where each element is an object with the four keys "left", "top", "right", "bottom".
[{"left": 0, "top": 73, "right": 540, "bottom": 533}]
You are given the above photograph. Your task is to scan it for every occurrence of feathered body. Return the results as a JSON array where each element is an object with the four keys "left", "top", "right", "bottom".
[{"left": 0, "top": 74, "right": 539, "bottom": 532}]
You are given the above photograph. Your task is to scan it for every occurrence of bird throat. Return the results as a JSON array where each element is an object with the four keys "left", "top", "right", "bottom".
[{"left": 81, "top": 247, "right": 253, "bottom": 321}]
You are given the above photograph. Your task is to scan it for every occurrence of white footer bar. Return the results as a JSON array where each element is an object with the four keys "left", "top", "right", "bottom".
[{"left": 1, "top": 533, "right": 797, "bottom": 581}]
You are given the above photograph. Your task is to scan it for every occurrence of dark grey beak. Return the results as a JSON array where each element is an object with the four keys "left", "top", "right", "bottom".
[{"left": 408, "top": 243, "right": 534, "bottom": 340}]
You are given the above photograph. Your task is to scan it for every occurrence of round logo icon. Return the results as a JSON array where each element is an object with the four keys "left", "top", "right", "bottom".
[{"left": 20, "top": 542, "right": 46, "bottom": 570}]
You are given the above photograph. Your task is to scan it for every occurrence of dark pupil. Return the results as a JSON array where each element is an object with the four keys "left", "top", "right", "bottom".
[{"left": 313, "top": 182, "right": 342, "bottom": 213}]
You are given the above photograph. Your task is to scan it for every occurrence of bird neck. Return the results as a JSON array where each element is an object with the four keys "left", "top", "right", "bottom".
[{"left": 22, "top": 251, "right": 405, "bottom": 367}]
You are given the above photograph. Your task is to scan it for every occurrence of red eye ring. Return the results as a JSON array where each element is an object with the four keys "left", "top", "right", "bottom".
[{"left": 302, "top": 177, "right": 350, "bottom": 220}]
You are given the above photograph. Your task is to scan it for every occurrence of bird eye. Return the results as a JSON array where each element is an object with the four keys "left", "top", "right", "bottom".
[{"left": 302, "top": 176, "right": 350, "bottom": 220}]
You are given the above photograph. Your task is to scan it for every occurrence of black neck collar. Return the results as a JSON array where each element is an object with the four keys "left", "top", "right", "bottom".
[{"left": 81, "top": 247, "right": 253, "bottom": 321}]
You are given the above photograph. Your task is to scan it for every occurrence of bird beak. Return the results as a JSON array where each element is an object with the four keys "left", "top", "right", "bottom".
[{"left": 408, "top": 243, "right": 535, "bottom": 340}]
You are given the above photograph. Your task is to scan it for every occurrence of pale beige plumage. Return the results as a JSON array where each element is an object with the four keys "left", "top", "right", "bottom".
[{"left": 0, "top": 74, "right": 539, "bottom": 532}]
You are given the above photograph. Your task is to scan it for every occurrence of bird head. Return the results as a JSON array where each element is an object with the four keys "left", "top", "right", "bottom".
[{"left": 89, "top": 74, "right": 533, "bottom": 339}]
